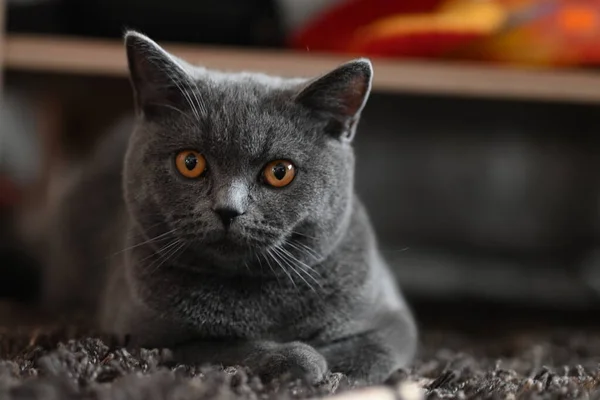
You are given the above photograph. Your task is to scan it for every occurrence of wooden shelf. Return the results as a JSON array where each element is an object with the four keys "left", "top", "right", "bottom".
[
  {"left": 5, "top": 33, "right": 600, "bottom": 104},
  {"left": 0, "top": 0, "right": 6, "bottom": 91}
]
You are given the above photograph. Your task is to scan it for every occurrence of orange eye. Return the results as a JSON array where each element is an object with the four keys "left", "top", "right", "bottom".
[
  {"left": 175, "top": 150, "right": 206, "bottom": 178},
  {"left": 263, "top": 160, "right": 296, "bottom": 188}
]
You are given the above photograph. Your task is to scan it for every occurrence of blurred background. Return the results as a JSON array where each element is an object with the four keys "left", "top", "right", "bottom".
[{"left": 2, "top": 0, "right": 600, "bottom": 331}]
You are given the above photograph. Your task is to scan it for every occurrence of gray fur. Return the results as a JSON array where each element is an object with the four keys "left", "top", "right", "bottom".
[{"left": 35, "top": 31, "right": 417, "bottom": 386}]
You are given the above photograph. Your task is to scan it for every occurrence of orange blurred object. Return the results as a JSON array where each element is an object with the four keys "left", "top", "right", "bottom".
[
  {"left": 460, "top": 0, "right": 600, "bottom": 66},
  {"left": 290, "top": 0, "right": 600, "bottom": 67},
  {"left": 558, "top": 4, "right": 598, "bottom": 34},
  {"left": 289, "top": 0, "right": 448, "bottom": 53},
  {"left": 348, "top": 0, "right": 506, "bottom": 57}
]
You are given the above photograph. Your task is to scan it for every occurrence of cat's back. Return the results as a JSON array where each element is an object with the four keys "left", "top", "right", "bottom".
[
  {"left": 37, "top": 117, "right": 132, "bottom": 313},
  {"left": 52, "top": 116, "right": 131, "bottom": 234}
]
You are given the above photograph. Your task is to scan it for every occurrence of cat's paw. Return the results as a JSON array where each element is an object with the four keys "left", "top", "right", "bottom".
[{"left": 252, "top": 342, "right": 328, "bottom": 384}]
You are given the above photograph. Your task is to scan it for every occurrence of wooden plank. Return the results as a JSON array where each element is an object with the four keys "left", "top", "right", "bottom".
[
  {"left": 0, "top": 0, "right": 6, "bottom": 92},
  {"left": 5, "top": 33, "right": 600, "bottom": 103}
]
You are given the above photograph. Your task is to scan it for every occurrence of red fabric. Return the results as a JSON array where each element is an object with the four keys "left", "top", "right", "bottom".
[
  {"left": 350, "top": 31, "right": 486, "bottom": 58},
  {"left": 289, "top": 0, "right": 444, "bottom": 52}
]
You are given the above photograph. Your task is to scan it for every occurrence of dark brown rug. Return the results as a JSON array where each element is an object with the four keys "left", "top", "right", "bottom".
[{"left": 1, "top": 314, "right": 600, "bottom": 400}]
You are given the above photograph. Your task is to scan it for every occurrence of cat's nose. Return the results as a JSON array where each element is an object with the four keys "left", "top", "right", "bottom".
[{"left": 214, "top": 207, "right": 242, "bottom": 229}]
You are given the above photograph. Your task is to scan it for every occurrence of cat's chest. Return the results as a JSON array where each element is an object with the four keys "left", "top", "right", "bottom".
[{"left": 172, "top": 277, "right": 327, "bottom": 340}]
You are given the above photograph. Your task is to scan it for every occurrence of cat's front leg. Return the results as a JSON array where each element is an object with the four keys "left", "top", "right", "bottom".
[
  {"left": 172, "top": 340, "right": 328, "bottom": 384},
  {"left": 318, "top": 309, "right": 417, "bottom": 386}
]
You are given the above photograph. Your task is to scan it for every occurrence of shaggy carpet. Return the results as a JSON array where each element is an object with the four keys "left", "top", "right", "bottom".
[{"left": 1, "top": 309, "right": 600, "bottom": 400}]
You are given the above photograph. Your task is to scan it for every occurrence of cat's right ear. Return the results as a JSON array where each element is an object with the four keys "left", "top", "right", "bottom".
[
  {"left": 295, "top": 59, "right": 373, "bottom": 143},
  {"left": 124, "top": 31, "right": 196, "bottom": 119}
]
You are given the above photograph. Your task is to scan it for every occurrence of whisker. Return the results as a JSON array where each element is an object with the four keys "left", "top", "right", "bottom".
[
  {"left": 278, "top": 245, "right": 321, "bottom": 288},
  {"left": 286, "top": 239, "right": 321, "bottom": 262},
  {"left": 258, "top": 251, "right": 281, "bottom": 285},
  {"left": 123, "top": 217, "right": 185, "bottom": 240},
  {"left": 268, "top": 248, "right": 296, "bottom": 289},
  {"left": 291, "top": 230, "right": 318, "bottom": 240},
  {"left": 188, "top": 80, "right": 206, "bottom": 119},
  {"left": 148, "top": 240, "right": 187, "bottom": 274},
  {"left": 274, "top": 246, "right": 316, "bottom": 292},
  {"left": 283, "top": 240, "right": 322, "bottom": 275},
  {"left": 147, "top": 102, "right": 188, "bottom": 117},
  {"left": 262, "top": 250, "right": 279, "bottom": 278},
  {"left": 137, "top": 238, "right": 183, "bottom": 265},
  {"left": 125, "top": 220, "right": 168, "bottom": 239},
  {"left": 254, "top": 251, "right": 265, "bottom": 275},
  {"left": 112, "top": 228, "right": 178, "bottom": 256},
  {"left": 387, "top": 247, "right": 410, "bottom": 253}
]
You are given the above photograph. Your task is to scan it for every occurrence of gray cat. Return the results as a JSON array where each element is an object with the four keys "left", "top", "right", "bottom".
[{"left": 33, "top": 31, "right": 417, "bottom": 386}]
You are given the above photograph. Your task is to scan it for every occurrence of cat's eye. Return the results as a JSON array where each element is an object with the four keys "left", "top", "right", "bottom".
[
  {"left": 263, "top": 160, "right": 296, "bottom": 188},
  {"left": 175, "top": 150, "right": 206, "bottom": 178}
]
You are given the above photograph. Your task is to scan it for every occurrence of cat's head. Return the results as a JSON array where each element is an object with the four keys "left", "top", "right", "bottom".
[{"left": 122, "top": 31, "right": 372, "bottom": 274}]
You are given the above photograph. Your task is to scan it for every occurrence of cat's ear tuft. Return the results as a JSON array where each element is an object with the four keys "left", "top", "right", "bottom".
[
  {"left": 124, "top": 30, "right": 193, "bottom": 118},
  {"left": 295, "top": 59, "right": 373, "bottom": 142}
]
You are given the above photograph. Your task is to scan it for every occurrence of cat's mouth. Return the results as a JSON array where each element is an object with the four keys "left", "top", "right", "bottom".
[
  {"left": 187, "top": 230, "right": 271, "bottom": 259},
  {"left": 166, "top": 222, "right": 283, "bottom": 267},
  {"left": 208, "top": 238, "right": 252, "bottom": 252}
]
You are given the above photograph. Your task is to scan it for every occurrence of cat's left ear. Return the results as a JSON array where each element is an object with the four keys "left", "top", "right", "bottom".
[
  {"left": 124, "top": 30, "right": 199, "bottom": 119},
  {"left": 295, "top": 59, "right": 373, "bottom": 142}
]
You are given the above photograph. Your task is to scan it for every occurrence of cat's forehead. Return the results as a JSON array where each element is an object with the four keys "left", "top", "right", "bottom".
[
  {"left": 189, "top": 68, "right": 307, "bottom": 117},
  {"left": 174, "top": 70, "right": 315, "bottom": 162},
  {"left": 189, "top": 67, "right": 308, "bottom": 90}
]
